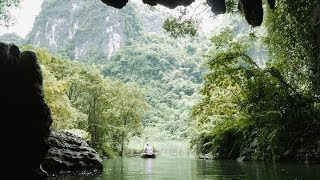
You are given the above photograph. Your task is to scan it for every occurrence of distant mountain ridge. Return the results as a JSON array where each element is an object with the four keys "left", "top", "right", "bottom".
[{"left": 15, "top": 0, "right": 166, "bottom": 61}]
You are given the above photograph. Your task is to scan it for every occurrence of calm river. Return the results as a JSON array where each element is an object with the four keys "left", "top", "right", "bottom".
[{"left": 50, "top": 156, "right": 320, "bottom": 179}]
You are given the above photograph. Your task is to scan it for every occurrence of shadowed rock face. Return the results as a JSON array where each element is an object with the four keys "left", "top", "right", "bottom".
[
  {"left": 0, "top": 42, "right": 52, "bottom": 179},
  {"left": 238, "top": 0, "right": 263, "bottom": 27},
  {"left": 43, "top": 131, "right": 103, "bottom": 176},
  {"left": 0, "top": 43, "right": 102, "bottom": 178}
]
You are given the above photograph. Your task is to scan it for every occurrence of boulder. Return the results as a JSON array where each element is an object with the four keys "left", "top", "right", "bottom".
[
  {"left": 42, "top": 130, "right": 103, "bottom": 175},
  {"left": 0, "top": 42, "right": 52, "bottom": 179}
]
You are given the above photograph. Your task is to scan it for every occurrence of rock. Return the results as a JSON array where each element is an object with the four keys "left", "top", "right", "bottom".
[
  {"left": 100, "top": 0, "right": 195, "bottom": 9},
  {"left": 100, "top": 0, "right": 267, "bottom": 26},
  {"left": 42, "top": 130, "right": 103, "bottom": 175},
  {"left": 207, "top": 0, "right": 226, "bottom": 15},
  {"left": 267, "top": 0, "right": 275, "bottom": 9},
  {"left": 142, "top": 0, "right": 195, "bottom": 9},
  {"left": 0, "top": 42, "right": 52, "bottom": 179},
  {"left": 32, "top": 166, "right": 49, "bottom": 179},
  {"left": 236, "top": 156, "right": 247, "bottom": 162},
  {"left": 0, "top": 44, "right": 102, "bottom": 177},
  {"left": 238, "top": 0, "right": 263, "bottom": 27},
  {"left": 101, "top": 0, "right": 128, "bottom": 8},
  {"left": 199, "top": 153, "right": 214, "bottom": 160}
]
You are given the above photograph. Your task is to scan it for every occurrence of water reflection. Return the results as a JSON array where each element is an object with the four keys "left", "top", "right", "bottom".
[
  {"left": 194, "top": 159, "right": 320, "bottom": 180},
  {"left": 144, "top": 158, "right": 153, "bottom": 179},
  {"left": 237, "top": 161, "right": 320, "bottom": 180},
  {"left": 194, "top": 159, "right": 245, "bottom": 179},
  {"left": 54, "top": 157, "right": 320, "bottom": 180}
]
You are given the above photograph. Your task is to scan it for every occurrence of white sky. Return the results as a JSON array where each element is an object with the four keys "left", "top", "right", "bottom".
[{"left": 0, "top": 0, "right": 43, "bottom": 38}]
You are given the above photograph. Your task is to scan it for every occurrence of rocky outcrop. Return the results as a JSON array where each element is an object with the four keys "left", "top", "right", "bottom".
[
  {"left": 27, "top": 0, "right": 138, "bottom": 61},
  {"left": 238, "top": 0, "right": 263, "bottom": 27},
  {"left": 0, "top": 42, "right": 52, "bottom": 179},
  {"left": 0, "top": 43, "right": 102, "bottom": 178},
  {"left": 101, "top": 0, "right": 276, "bottom": 27},
  {"left": 42, "top": 130, "right": 103, "bottom": 175}
]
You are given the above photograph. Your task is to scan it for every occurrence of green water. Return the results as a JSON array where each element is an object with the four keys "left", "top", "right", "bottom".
[{"left": 52, "top": 157, "right": 320, "bottom": 180}]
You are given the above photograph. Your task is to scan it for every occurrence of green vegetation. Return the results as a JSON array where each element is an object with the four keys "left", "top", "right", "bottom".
[
  {"left": 2, "top": 0, "right": 318, "bottom": 162},
  {"left": 190, "top": 1, "right": 320, "bottom": 162},
  {"left": 103, "top": 33, "right": 206, "bottom": 155},
  {"left": 13, "top": 0, "right": 206, "bottom": 157},
  {"left": 0, "top": 0, "right": 20, "bottom": 27},
  {"left": 23, "top": 32, "right": 204, "bottom": 157},
  {"left": 22, "top": 46, "right": 148, "bottom": 157},
  {"left": 163, "top": 17, "right": 198, "bottom": 38}
]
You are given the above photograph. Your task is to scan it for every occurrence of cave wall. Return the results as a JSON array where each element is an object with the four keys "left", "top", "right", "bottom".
[{"left": 0, "top": 42, "right": 52, "bottom": 179}]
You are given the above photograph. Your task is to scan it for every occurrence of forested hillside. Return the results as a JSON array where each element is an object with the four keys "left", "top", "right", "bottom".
[
  {"left": 103, "top": 34, "right": 205, "bottom": 146},
  {"left": 2, "top": 0, "right": 317, "bottom": 163},
  {"left": 0, "top": 0, "right": 212, "bottom": 156}
]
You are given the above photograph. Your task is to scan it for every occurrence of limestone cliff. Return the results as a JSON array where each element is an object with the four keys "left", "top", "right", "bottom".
[{"left": 26, "top": 0, "right": 164, "bottom": 61}]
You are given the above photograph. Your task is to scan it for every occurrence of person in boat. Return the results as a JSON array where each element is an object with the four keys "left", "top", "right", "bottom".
[{"left": 144, "top": 144, "right": 153, "bottom": 153}]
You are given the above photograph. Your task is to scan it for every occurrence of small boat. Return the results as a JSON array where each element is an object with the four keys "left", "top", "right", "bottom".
[{"left": 141, "top": 152, "right": 156, "bottom": 158}]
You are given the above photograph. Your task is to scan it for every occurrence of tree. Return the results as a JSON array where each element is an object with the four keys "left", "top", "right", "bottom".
[
  {"left": 45, "top": 56, "right": 148, "bottom": 156},
  {"left": 265, "top": 0, "right": 320, "bottom": 100},
  {"left": 0, "top": 0, "right": 21, "bottom": 27},
  {"left": 20, "top": 46, "right": 149, "bottom": 156},
  {"left": 23, "top": 47, "right": 87, "bottom": 130},
  {"left": 191, "top": 18, "right": 320, "bottom": 161},
  {"left": 103, "top": 33, "right": 205, "bottom": 142},
  {"left": 105, "top": 82, "right": 148, "bottom": 156}
]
